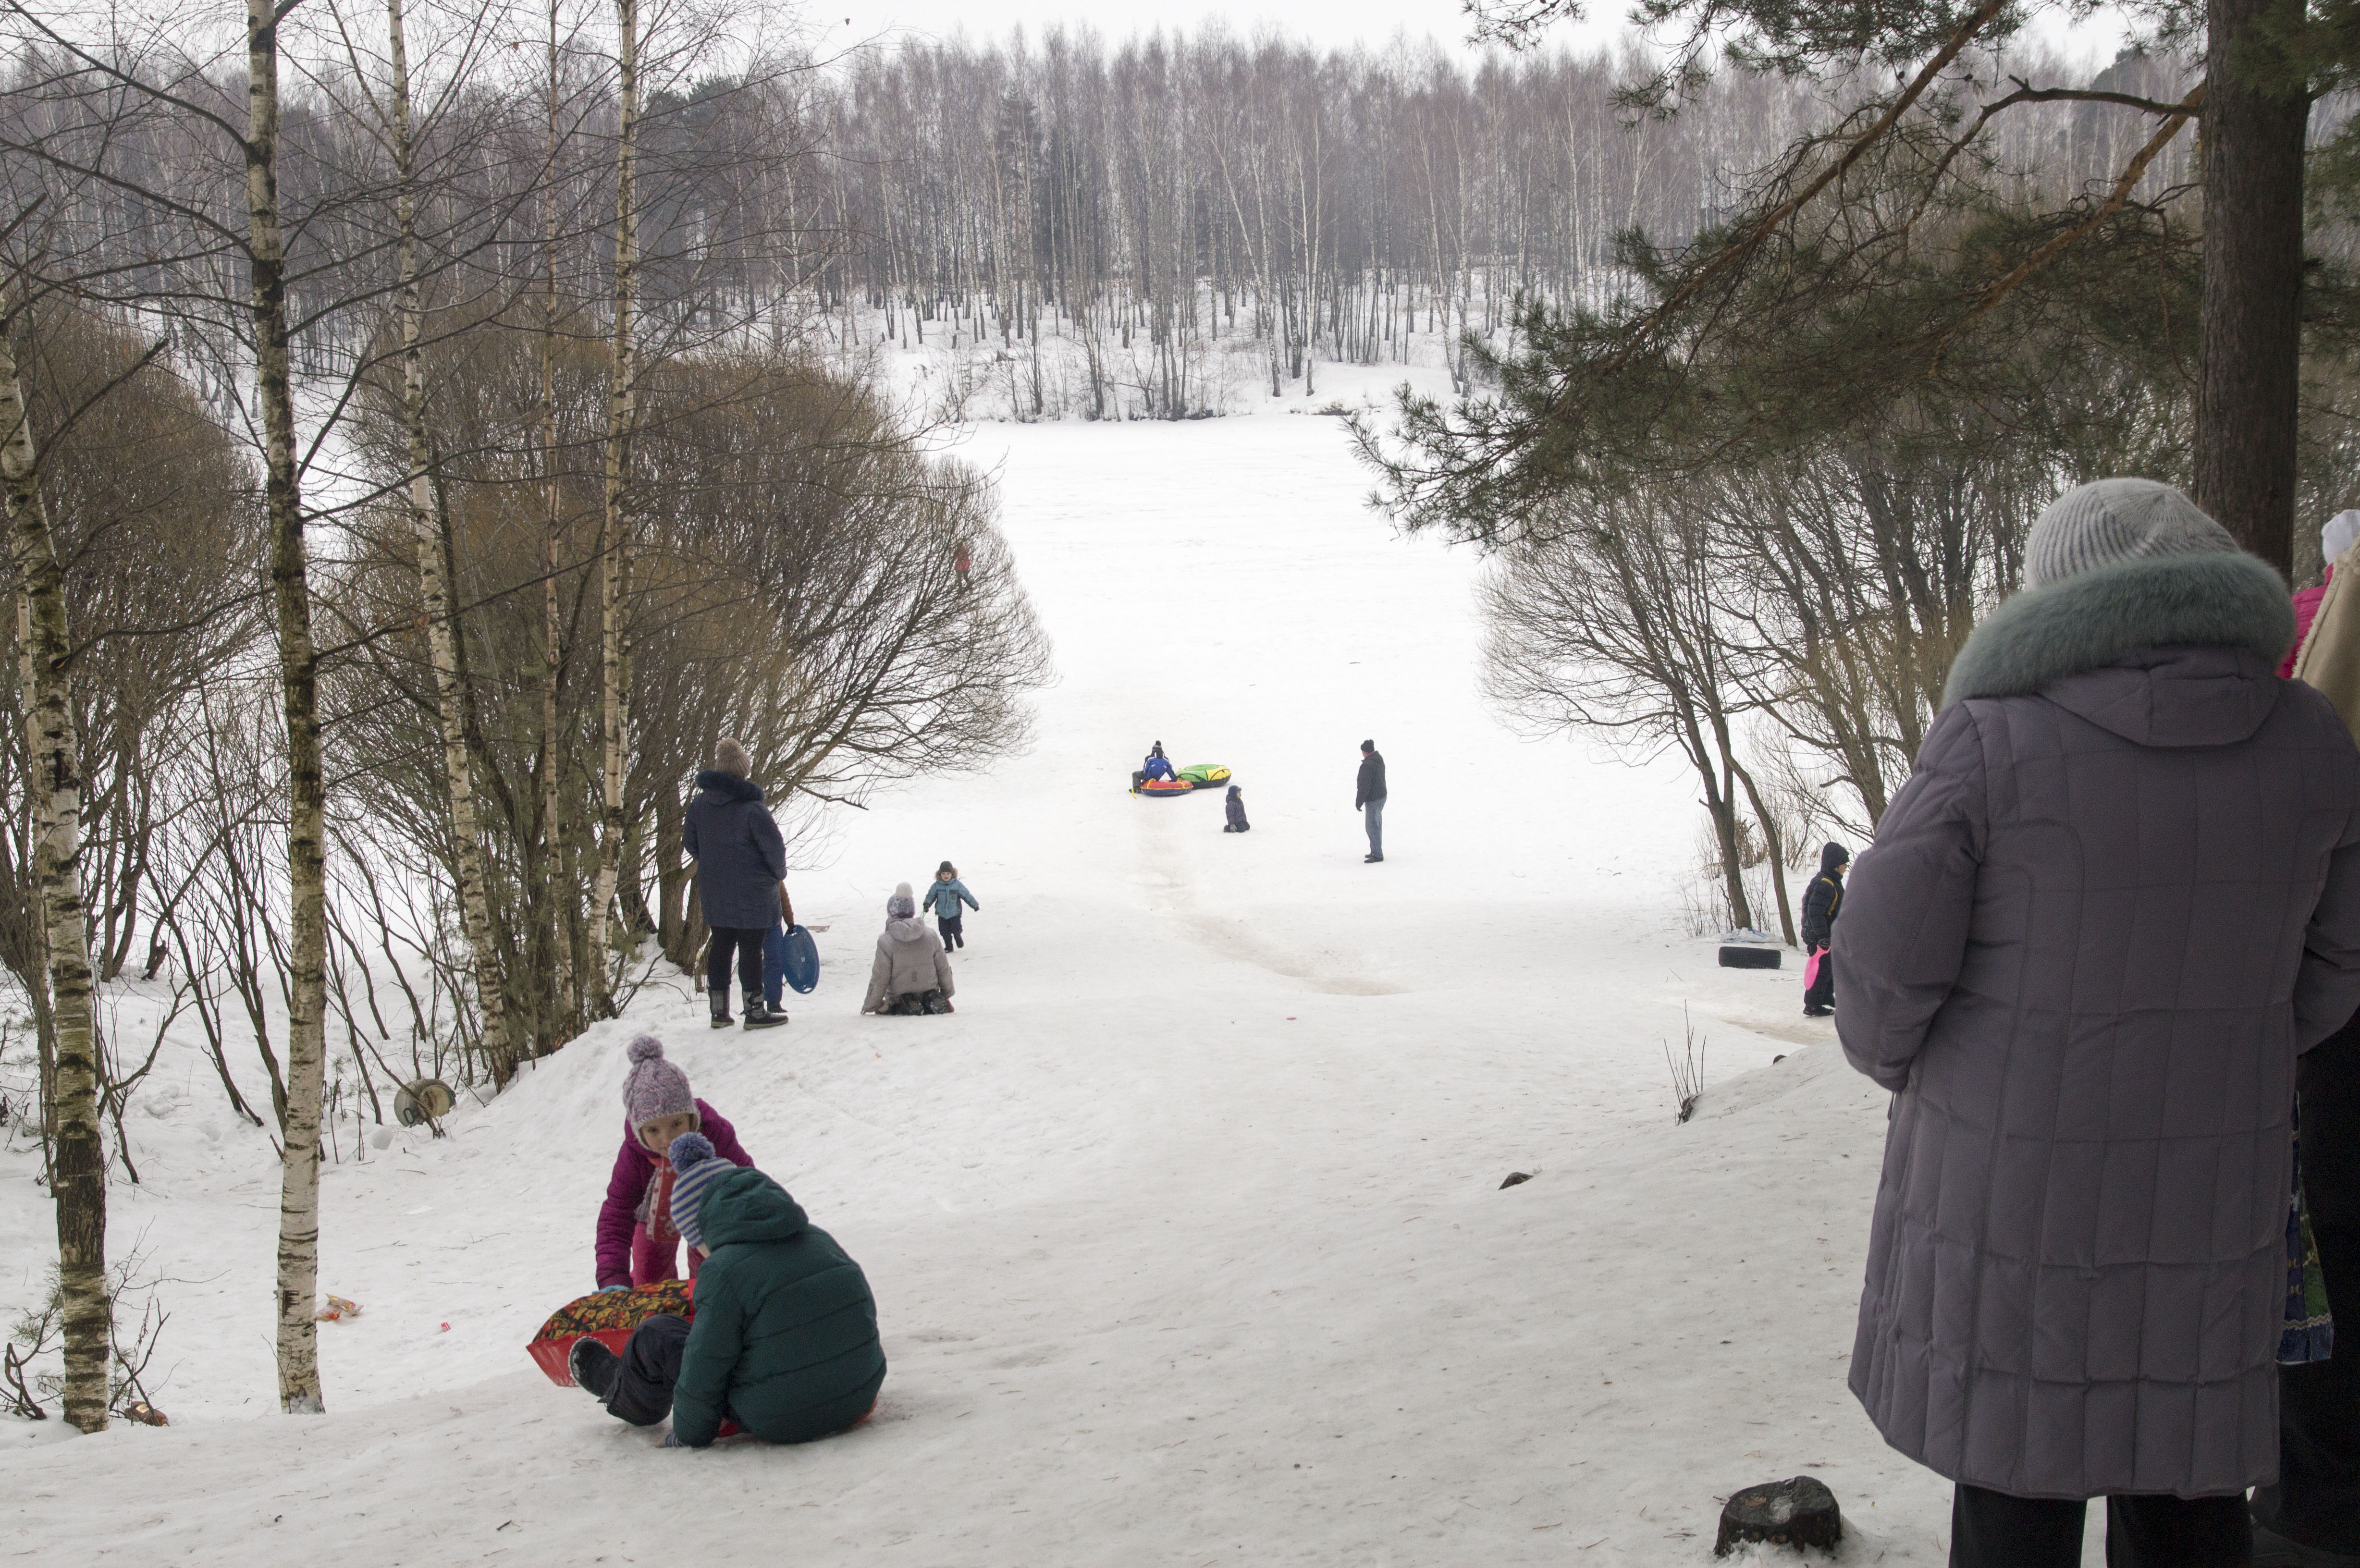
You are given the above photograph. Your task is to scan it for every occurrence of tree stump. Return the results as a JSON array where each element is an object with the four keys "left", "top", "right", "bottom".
[{"left": 1714, "top": 1475, "right": 1841, "bottom": 1556}]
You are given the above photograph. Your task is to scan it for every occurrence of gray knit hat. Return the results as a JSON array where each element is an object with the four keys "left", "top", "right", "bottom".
[
  {"left": 887, "top": 881, "right": 916, "bottom": 919},
  {"left": 2025, "top": 479, "right": 2237, "bottom": 588},
  {"left": 621, "top": 1035, "right": 696, "bottom": 1131},
  {"left": 714, "top": 737, "right": 751, "bottom": 779}
]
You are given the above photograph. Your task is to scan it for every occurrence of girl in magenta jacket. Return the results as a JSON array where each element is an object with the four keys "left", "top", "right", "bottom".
[{"left": 594, "top": 1037, "right": 754, "bottom": 1290}]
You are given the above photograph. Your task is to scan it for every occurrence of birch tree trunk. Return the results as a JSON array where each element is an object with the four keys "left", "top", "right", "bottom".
[
  {"left": 14, "top": 591, "right": 58, "bottom": 1150},
  {"left": 389, "top": 0, "right": 516, "bottom": 1085},
  {"left": 541, "top": 0, "right": 570, "bottom": 1021},
  {"left": 0, "top": 327, "right": 107, "bottom": 1433},
  {"left": 590, "top": 0, "right": 640, "bottom": 1011},
  {"left": 246, "top": 0, "right": 331, "bottom": 1414}
]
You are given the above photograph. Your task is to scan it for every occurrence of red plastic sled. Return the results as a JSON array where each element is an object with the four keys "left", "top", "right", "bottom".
[{"left": 527, "top": 1277, "right": 696, "bottom": 1387}]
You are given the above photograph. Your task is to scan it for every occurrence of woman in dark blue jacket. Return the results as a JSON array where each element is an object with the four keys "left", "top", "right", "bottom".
[{"left": 684, "top": 737, "right": 788, "bottom": 1030}]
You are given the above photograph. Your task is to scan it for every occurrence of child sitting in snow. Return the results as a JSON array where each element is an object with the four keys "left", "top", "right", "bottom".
[
  {"left": 862, "top": 883, "right": 956, "bottom": 1015},
  {"left": 594, "top": 1037, "right": 754, "bottom": 1291},
  {"left": 922, "top": 860, "right": 978, "bottom": 950},
  {"left": 1222, "top": 784, "right": 1250, "bottom": 833},
  {"left": 570, "top": 1132, "right": 886, "bottom": 1446}
]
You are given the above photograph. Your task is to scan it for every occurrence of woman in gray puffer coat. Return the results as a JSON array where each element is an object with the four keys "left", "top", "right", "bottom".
[
  {"left": 861, "top": 882, "right": 956, "bottom": 1015},
  {"left": 1836, "top": 479, "right": 2360, "bottom": 1567}
]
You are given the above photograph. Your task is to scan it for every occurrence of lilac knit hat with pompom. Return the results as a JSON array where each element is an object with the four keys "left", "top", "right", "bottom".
[{"left": 620, "top": 1036, "right": 695, "bottom": 1130}]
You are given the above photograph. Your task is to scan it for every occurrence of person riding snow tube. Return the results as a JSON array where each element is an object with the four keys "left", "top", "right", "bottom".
[{"left": 1133, "top": 744, "right": 1178, "bottom": 791}]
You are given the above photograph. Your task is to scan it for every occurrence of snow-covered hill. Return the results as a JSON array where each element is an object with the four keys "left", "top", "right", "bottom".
[{"left": 2, "top": 388, "right": 2004, "bottom": 1562}]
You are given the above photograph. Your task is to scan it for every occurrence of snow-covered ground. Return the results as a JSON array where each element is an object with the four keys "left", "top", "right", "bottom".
[{"left": 2, "top": 386, "right": 2062, "bottom": 1562}]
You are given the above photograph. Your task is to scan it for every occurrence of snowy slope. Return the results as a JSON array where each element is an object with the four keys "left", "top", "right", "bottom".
[{"left": 2, "top": 390, "right": 2024, "bottom": 1563}]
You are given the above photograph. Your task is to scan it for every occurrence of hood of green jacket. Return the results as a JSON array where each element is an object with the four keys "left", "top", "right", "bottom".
[{"left": 698, "top": 1166, "right": 809, "bottom": 1250}]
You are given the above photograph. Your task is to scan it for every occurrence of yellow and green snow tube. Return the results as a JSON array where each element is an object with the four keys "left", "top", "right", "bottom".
[{"left": 1178, "top": 764, "right": 1231, "bottom": 789}]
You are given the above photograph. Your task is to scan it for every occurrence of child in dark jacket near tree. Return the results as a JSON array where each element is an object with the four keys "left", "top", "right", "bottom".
[
  {"left": 1800, "top": 842, "right": 1848, "bottom": 1017},
  {"left": 923, "top": 861, "right": 978, "bottom": 950},
  {"left": 570, "top": 1133, "right": 886, "bottom": 1447}
]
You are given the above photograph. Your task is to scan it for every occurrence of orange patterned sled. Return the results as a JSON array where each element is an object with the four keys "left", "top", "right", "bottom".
[{"left": 526, "top": 1277, "right": 696, "bottom": 1386}]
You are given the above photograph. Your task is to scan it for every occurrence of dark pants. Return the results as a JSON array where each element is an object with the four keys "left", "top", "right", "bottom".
[
  {"left": 597, "top": 1313, "right": 701, "bottom": 1428},
  {"left": 706, "top": 926, "right": 762, "bottom": 1001},
  {"left": 1805, "top": 946, "right": 1836, "bottom": 1013},
  {"left": 1952, "top": 1483, "right": 2251, "bottom": 1567},
  {"left": 937, "top": 914, "right": 963, "bottom": 949},
  {"left": 2257, "top": 1023, "right": 2360, "bottom": 1554},
  {"left": 762, "top": 921, "right": 789, "bottom": 1009},
  {"left": 883, "top": 989, "right": 949, "bottom": 1016}
]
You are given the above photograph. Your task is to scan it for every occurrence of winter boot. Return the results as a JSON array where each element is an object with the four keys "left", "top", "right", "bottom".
[
  {"left": 569, "top": 1336, "right": 620, "bottom": 1402},
  {"left": 742, "top": 990, "right": 787, "bottom": 1030},
  {"left": 708, "top": 992, "right": 732, "bottom": 1029}
]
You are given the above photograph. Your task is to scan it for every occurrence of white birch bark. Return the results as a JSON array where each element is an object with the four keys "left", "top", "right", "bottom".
[
  {"left": 387, "top": 0, "right": 516, "bottom": 1084},
  {"left": 541, "top": 0, "right": 570, "bottom": 1016},
  {"left": 0, "top": 327, "right": 108, "bottom": 1432},
  {"left": 590, "top": 0, "right": 640, "bottom": 1008},
  {"left": 246, "top": 0, "right": 331, "bottom": 1414}
]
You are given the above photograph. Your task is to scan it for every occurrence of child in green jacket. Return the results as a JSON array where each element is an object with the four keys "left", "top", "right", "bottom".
[{"left": 569, "top": 1134, "right": 885, "bottom": 1446}]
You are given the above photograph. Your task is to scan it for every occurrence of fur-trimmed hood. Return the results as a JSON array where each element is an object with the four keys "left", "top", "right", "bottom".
[
  {"left": 1943, "top": 552, "right": 2293, "bottom": 711},
  {"left": 693, "top": 769, "right": 763, "bottom": 803}
]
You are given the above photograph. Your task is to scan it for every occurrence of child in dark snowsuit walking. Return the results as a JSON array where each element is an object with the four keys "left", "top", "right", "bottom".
[
  {"left": 570, "top": 1132, "right": 885, "bottom": 1446},
  {"left": 923, "top": 861, "right": 978, "bottom": 950},
  {"left": 1800, "top": 842, "right": 1848, "bottom": 1017},
  {"left": 1222, "top": 784, "right": 1250, "bottom": 833}
]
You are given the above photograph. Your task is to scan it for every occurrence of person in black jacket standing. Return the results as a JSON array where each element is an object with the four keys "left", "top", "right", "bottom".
[
  {"left": 684, "top": 737, "right": 789, "bottom": 1031},
  {"left": 1354, "top": 739, "right": 1387, "bottom": 863},
  {"left": 1799, "top": 841, "right": 1848, "bottom": 1017}
]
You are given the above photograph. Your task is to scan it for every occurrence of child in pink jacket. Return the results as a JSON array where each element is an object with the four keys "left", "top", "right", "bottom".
[
  {"left": 593, "top": 1037, "right": 754, "bottom": 1290},
  {"left": 2284, "top": 509, "right": 2360, "bottom": 676}
]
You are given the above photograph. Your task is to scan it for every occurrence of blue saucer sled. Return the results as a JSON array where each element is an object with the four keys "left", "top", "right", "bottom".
[{"left": 763, "top": 923, "right": 822, "bottom": 1005}]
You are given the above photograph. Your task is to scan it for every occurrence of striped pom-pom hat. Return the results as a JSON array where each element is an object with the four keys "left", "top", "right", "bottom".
[{"left": 667, "top": 1132, "right": 731, "bottom": 1252}]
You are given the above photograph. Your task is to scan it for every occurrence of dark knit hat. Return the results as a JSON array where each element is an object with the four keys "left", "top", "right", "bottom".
[
  {"left": 667, "top": 1132, "right": 728, "bottom": 1252},
  {"left": 1360, "top": 738, "right": 1375, "bottom": 753},
  {"left": 621, "top": 1036, "right": 695, "bottom": 1131},
  {"left": 937, "top": 860, "right": 956, "bottom": 877},
  {"left": 2025, "top": 479, "right": 2237, "bottom": 589}
]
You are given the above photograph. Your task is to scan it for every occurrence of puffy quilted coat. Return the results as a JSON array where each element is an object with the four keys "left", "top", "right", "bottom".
[
  {"left": 2282, "top": 573, "right": 2330, "bottom": 679},
  {"left": 861, "top": 917, "right": 954, "bottom": 1012},
  {"left": 595, "top": 1100, "right": 752, "bottom": 1290},
  {"left": 1836, "top": 550, "right": 2360, "bottom": 1499},
  {"left": 670, "top": 1167, "right": 885, "bottom": 1447},
  {"left": 683, "top": 771, "right": 786, "bottom": 930}
]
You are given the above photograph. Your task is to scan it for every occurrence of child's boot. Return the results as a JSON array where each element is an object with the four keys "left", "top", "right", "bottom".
[
  {"left": 569, "top": 1336, "right": 620, "bottom": 1402},
  {"left": 742, "top": 990, "right": 787, "bottom": 1030}
]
